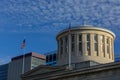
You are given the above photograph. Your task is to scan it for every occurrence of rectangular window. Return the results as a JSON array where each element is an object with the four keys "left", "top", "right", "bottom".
[
  {"left": 65, "top": 36, "right": 68, "bottom": 43},
  {"left": 71, "top": 34, "right": 75, "bottom": 43},
  {"left": 79, "top": 34, "right": 82, "bottom": 55},
  {"left": 71, "top": 34, "right": 75, "bottom": 52},
  {"left": 87, "top": 34, "right": 90, "bottom": 41},
  {"left": 94, "top": 34, "right": 98, "bottom": 56},
  {"left": 71, "top": 43, "right": 75, "bottom": 52},
  {"left": 79, "top": 34, "right": 82, "bottom": 41},
  {"left": 87, "top": 34, "right": 90, "bottom": 56},
  {"left": 65, "top": 36, "right": 68, "bottom": 53}
]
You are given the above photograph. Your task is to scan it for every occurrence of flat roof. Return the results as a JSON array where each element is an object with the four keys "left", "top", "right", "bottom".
[
  {"left": 57, "top": 25, "right": 116, "bottom": 38},
  {"left": 11, "top": 52, "right": 46, "bottom": 61}
]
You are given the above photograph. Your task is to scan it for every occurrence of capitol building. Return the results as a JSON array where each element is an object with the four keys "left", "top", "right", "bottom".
[{"left": 22, "top": 25, "right": 120, "bottom": 80}]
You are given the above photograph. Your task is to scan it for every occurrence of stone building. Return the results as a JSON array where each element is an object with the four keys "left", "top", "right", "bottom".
[{"left": 21, "top": 25, "right": 119, "bottom": 80}]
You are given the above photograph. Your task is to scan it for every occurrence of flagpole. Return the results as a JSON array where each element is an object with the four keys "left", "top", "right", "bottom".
[
  {"left": 68, "top": 32, "right": 72, "bottom": 70},
  {"left": 68, "top": 23, "right": 72, "bottom": 70},
  {"left": 21, "top": 39, "right": 26, "bottom": 74},
  {"left": 22, "top": 48, "right": 25, "bottom": 74}
]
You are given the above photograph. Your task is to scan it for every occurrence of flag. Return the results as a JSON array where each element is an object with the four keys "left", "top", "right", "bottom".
[{"left": 21, "top": 39, "right": 25, "bottom": 49}]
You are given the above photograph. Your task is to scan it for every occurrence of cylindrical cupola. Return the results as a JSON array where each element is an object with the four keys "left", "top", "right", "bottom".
[{"left": 56, "top": 25, "right": 115, "bottom": 66}]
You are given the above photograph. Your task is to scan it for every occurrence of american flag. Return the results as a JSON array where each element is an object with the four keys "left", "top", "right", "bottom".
[{"left": 21, "top": 39, "right": 25, "bottom": 49}]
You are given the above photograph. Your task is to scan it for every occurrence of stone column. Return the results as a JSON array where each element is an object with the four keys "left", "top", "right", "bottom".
[
  {"left": 109, "top": 38, "right": 111, "bottom": 59},
  {"left": 76, "top": 34, "right": 79, "bottom": 56},
  {"left": 111, "top": 38, "right": 114, "bottom": 60},
  {"left": 98, "top": 34, "right": 101, "bottom": 57},
  {"left": 83, "top": 34, "right": 87, "bottom": 56},
  {"left": 103, "top": 35, "right": 106, "bottom": 57},
  {"left": 104, "top": 36, "right": 107, "bottom": 58}
]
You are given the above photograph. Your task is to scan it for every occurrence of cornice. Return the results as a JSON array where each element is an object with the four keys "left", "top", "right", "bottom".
[
  {"left": 56, "top": 26, "right": 116, "bottom": 39},
  {"left": 31, "top": 62, "right": 120, "bottom": 79}
]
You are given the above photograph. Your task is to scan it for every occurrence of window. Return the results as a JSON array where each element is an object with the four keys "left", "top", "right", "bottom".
[
  {"left": 87, "top": 34, "right": 90, "bottom": 55},
  {"left": 71, "top": 34, "right": 75, "bottom": 52},
  {"left": 79, "top": 34, "right": 82, "bottom": 41},
  {"left": 72, "top": 34, "right": 75, "bottom": 41},
  {"left": 94, "top": 34, "right": 98, "bottom": 56},
  {"left": 65, "top": 36, "right": 68, "bottom": 53},
  {"left": 71, "top": 43, "right": 74, "bottom": 52},
  {"left": 87, "top": 34, "right": 90, "bottom": 41},
  {"left": 79, "top": 34, "right": 82, "bottom": 55}
]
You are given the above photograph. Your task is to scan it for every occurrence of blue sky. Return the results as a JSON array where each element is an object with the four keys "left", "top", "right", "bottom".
[{"left": 0, "top": 0, "right": 120, "bottom": 64}]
